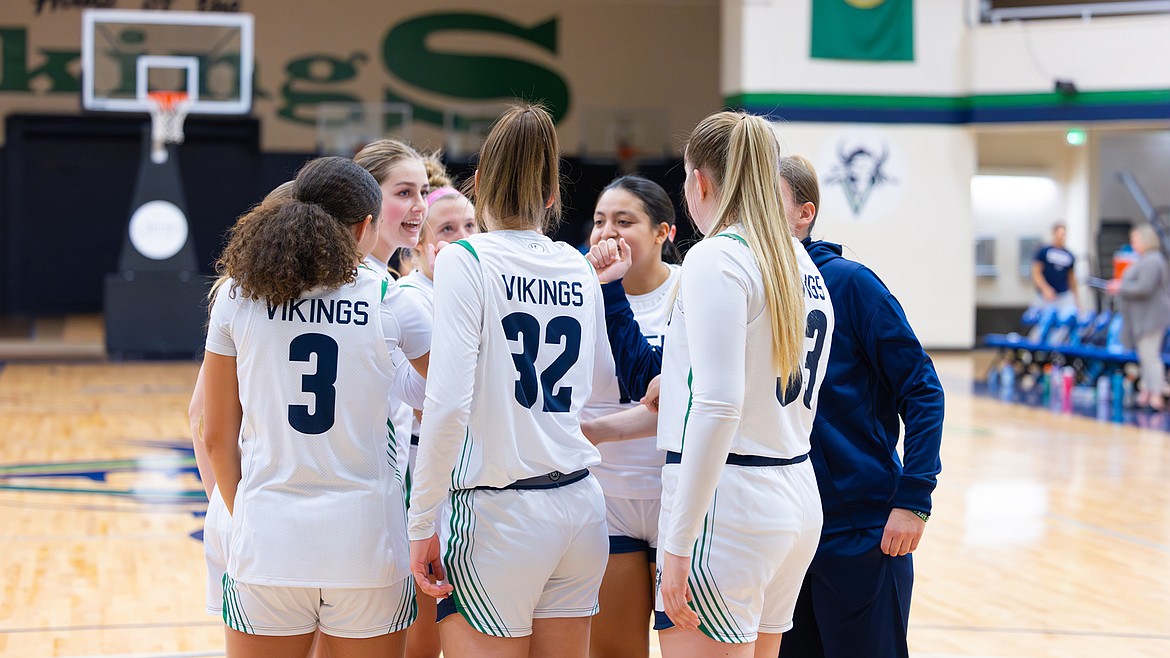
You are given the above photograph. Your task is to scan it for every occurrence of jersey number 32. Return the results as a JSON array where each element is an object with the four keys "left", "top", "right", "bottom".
[{"left": 502, "top": 312, "right": 582, "bottom": 413}]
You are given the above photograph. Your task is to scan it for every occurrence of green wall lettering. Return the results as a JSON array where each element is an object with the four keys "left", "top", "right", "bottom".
[
  {"left": 0, "top": 28, "right": 79, "bottom": 93},
  {"left": 381, "top": 12, "right": 569, "bottom": 124},
  {"left": 279, "top": 52, "right": 367, "bottom": 125}
]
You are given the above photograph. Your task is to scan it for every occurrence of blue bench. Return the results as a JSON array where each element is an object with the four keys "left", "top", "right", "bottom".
[{"left": 984, "top": 307, "right": 1170, "bottom": 389}]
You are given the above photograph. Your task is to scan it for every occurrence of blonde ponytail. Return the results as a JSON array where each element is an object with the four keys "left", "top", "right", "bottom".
[{"left": 685, "top": 112, "right": 804, "bottom": 381}]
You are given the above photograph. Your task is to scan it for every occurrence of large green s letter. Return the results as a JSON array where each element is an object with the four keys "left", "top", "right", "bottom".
[{"left": 382, "top": 13, "right": 570, "bottom": 124}]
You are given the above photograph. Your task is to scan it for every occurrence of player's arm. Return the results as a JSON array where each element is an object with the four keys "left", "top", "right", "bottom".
[
  {"left": 408, "top": 245, "right": 482, "bottom": 541},
  {"left": 391, "top": 349, "right": 427, "bottom": 411},
  {"left": 663, "top": 243, "right": 747, "bottom": 558},
  {"left": 600, "top": 280, "right": 663, "bottom": 399},
  {"left": 201, "top": 285, "right": 244, "bottom": 515},
  {"left": 659, "top": 243, "right": 746, "bottom": 630},
  {"left": 380, "top": 283, "right": 431, "bottom": 410},
  {"left": 581, "top": 405, "right": 658, "bottom": 445},
  {"left": 383, "top": 282, "right": 432, "bottom": 376},
  {"left": 203, "top": 352, "right": 242, "bottom": 515},
  {"left": 188, "top": 362, "right": 215, "bottom": 499},
  {"left": 857, "top": 269, "right": 944, "bottom": 554}
]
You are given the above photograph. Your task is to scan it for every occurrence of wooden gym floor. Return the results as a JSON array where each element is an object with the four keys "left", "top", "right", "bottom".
[{"left": 0, "top": 348, "right": 1167, "bottom": 657}]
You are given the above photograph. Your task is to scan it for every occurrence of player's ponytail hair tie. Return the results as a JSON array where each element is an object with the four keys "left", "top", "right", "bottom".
[{"left": 427, "top": 186, "right": 461, "bottom": 206}]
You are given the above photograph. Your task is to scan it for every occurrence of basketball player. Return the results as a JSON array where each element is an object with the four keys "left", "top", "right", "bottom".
[
  {"left": 395, "top": 153, "right": 478, "bottom": 658},
  {"left": 580, "top": 176, "right": 679, "bottom": 658},
  {"left": 777, "top": 155, "right": 945, "bottom": 658},
  {"left": 592, "top": 112, "right": 834, "bottom": 657},
  {"left": 190, "top": 182, "right": 293, "bottom": 624},
  {"left": 354, "top": 139, "right": 434, "bottom": 498},
  {"left": 202, "top": 156, "right": 430, "bottom": 658},
  {"left": 407, "top": 104, "right": 612, "bottom": 658}
]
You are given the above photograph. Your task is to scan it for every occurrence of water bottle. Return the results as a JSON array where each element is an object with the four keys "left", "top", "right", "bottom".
[
  {"left": 1000, "top": 363, "right": 1015, "bottom": 401},
  {"left": 1061, "top": 367, "right": 1074, "bottom": 413},
  {"left": 1049, "top": 367, "right": 1062, "bottom": 411},
  {"left": 1112, "top": 370, "right": 1125, "bottom": 421},
  {"left": 1096, "top": 376, "right": 1110, "bottom": 421},
  {"left": 1096, "top": 375, "right": 1111, "bottom": 405}
]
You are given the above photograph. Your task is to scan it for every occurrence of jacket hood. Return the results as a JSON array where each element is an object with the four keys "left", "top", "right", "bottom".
[{"left": 803, "top": 238, "right": 844, "bottom": 266}]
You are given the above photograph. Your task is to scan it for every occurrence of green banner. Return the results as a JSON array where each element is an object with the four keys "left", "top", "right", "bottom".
[{"left": 810, "top": 0, "right": 914, "bottom": 62}]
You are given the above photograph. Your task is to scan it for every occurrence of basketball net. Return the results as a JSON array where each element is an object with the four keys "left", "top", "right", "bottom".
[{"left": 147, "top": 91, "right": 191, "bottom": 164}]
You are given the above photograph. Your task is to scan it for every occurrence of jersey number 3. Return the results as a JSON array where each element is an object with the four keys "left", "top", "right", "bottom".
[
  {"left": 777, "top": 310, "right": 828, "bottom": 410},
  {"left": 502, "top": 312, "right": 582, "bottom": 412},
  {"left": 288, "top": 333, "right": 339, "bottom": 434}
]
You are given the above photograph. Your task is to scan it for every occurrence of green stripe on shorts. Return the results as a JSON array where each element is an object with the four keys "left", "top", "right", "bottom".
[
  {"left": 221, "top": 574, "right": 254, "bottom": 634},
  {"left": 445, "top": 491, "right": 509, "bottom": 637},
  {"left": 688, "top": 494, "right": 747, "bottom": 643}
]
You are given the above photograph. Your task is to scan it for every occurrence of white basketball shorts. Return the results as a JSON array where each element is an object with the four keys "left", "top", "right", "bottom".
[
  {"left": 204, "top": 485, "right": 231, "bottom": 615},
  {"left": 654, "top": 460, "right": 822, "bottom": 643},
  {"left": 605, "top": 495, "right": 660, "bottom": 555},
  {"left": 221, "top": 575, "right": 416, "bottom": 638},
  {"left": 437, "top": 474, "right": 608, "bottom": 638}
]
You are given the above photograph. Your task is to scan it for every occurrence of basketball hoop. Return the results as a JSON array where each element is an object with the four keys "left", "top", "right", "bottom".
[{"left": 147, "top": 91, "right": 191, "bottom": 164}]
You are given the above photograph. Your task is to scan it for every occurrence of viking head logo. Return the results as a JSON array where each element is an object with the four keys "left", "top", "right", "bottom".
[{"left": 826, "top": 140, "right": 896, "bottom": 217}]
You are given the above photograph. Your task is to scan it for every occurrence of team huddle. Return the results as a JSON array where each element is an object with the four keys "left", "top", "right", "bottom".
[{"left": 189, "top": 104, "right": 945, "bottom": 658}]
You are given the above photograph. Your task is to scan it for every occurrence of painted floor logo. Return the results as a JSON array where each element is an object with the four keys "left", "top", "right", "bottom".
[
  {"left": 819, "top": 129, "right": 905, "bottom": 223},
  {"left": 0, "top": 440, "right": 209, "bottom": 540}
]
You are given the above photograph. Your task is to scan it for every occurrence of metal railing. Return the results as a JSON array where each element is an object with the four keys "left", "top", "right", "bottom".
[{"left": 983, "top": 0, "right": 1170, "bottom": 23}]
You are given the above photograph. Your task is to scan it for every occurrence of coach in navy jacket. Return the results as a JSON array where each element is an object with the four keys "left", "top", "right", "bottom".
[
  {"left": 799, "top": 239, "right": 943, "bottom": 535},
  {"left": 780, "top": 155, "right": 943, "bottom": 658}
]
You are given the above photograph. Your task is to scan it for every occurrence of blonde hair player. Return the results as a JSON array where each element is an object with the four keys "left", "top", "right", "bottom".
[
  {"left": 654, "top": 112, "right": 834, "bottom": 657},
  {"left": 397, "top": 152, "right": 479, "bottom": 316},
  {"left": 396, "top": 153, "right": 478, "bottom": 658},
  {"left": 202, "top": 156, "right": 431, "bottom": 658},
  {"left": 353, "top": 138, "right": 434, "bottom": 516},
  {"left": 408, "top": 103, "right": 615, "bottom": 658}
]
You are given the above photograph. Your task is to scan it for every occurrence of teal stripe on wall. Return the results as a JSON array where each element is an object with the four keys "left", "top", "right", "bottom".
[{"left": 726, "top": 89, "right": 1170, "bottom": 124}]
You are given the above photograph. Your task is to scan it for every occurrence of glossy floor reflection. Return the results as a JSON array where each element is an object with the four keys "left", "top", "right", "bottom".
[
  {"left": 0, "top": 355, "right": 1166, "bottom": 657},
  {"left": 911, "top": 354, "right": 1170, "bottom": 657}
]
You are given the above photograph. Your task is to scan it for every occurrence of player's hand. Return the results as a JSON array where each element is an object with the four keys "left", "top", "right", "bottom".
[
  {"left": 586, "top": 237, "right": 633, "bottom": 283},
  {"left": 425, "top": 240, "right": 451, "bottom": 274},
  {"left": 410, "top": 535, "right": 453, "bottom": 599},
  {"left": 1042, "top": 286, "right": 1057, "bottom": 302},
  {"left": 1106, "top": 279, "right": 1122, "bottom": 295},
  {"left": 660, "top": 551, "right": 700, "bottom": 631},
  {"left": 881, "top": 508, "right": 926, "bottom": 557},
  {"left": 640, "top": 375, "right": 662, "bottom": 413}
]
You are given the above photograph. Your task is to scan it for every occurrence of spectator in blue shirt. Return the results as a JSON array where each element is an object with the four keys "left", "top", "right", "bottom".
[{"left": 1032, "top": 222, "right": 1080, "bottom": 314}]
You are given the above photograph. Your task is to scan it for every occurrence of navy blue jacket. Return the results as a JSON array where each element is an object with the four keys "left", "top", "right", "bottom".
[
  {"left": 804, "top": 239, "right": 944, "bottom": 534},
  {"left": 599, "top": 244, "right": 945, "bottom": 536}
]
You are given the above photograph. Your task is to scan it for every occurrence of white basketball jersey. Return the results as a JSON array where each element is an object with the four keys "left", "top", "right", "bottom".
[
  {"left": 364, "top": 257, "right": 429, "bottom": 493},
  {"left": 206, "top": 266, "right": 414, "bottom": 588},
  {"left": 397, "top": 269, "right": 435, "bottom": 316},
  {"left": 408, "top": 231, "right": 614, "bottom": 540},
  {"left": 583, "top": 264, "right": 680, "bottom": 500},
  {"left": 656, "top": 227, "right": 834, "bottom": 556},
  {"left": 397, "top": 270, "right": 436, "bottom": 440}
]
